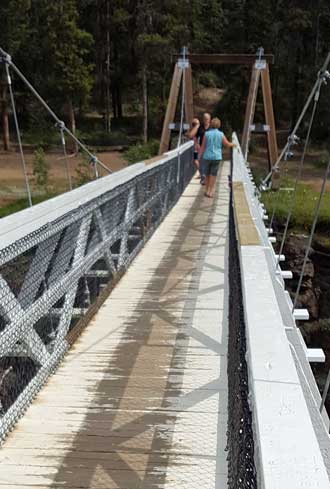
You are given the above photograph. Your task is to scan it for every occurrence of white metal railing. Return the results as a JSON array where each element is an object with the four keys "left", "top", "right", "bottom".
[
  {"left": 231, "top": 133, "right": 330, "bottom": 488},
  {"left": 0, "top": 142, "right": 194, "bottom": 441}
]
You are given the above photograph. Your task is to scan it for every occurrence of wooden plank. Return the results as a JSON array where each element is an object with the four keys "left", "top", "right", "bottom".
[
  {"left": 233, "top": 182, "right": 260, "bottom": 246},
  {"left": 241, "top": 66, "right": 261, "bottom": 159},
  {"left": 261, "top": 63, "right": 278, "bottom": 166},
  {"left": 174, "top": 53, "right": 274, "bottom": 65},
  {"left": 184, "top": 64, "right": 194, "bottom": 127},
  {"left": 0, "top": 164, "right": 230, "bottom": 488},
  {"left": 159, "top": 63, "right": 182, "bottom": 155}
]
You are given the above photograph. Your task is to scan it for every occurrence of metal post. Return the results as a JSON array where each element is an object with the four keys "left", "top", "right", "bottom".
[
  {"left": 57, "top": 122, "right": 73, "bottom": 190},
  {"left": 4, "top": 60, "right": 32, "bottom": 207},
  {"left": 0, "top": 46, "right": 112, "bottom": 176},
  {"left": 275, "top": 82, "right": 321, "bottom": 270},
  {"left": 260, "top": 51, "right": 330, "bottom": 189},
  {"left": 293, "top": 157, "right": 330, "bottom": 311},
  {"left": 320, "top": 368, "right": 330, "bottom": 414}
]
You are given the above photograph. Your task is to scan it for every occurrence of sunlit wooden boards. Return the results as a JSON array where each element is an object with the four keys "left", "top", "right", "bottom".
[
  {"left": 232, "top": 181, "right": 260, "bottom": 246},
  {"left": 0, "top": 163, "right": 230, "bottom": 488}
]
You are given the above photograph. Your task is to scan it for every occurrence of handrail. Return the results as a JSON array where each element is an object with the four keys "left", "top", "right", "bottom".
[
  {"left": 0, "top": 142, "right": 194, "bottom": 442},
  {"left": 231, "top": 133, "right": 330, "bottom": 487}
]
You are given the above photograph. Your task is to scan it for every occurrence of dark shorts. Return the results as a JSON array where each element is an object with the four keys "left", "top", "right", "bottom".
[
  {"left": 204, "top": 159, "right": 221, "bottom": 177},
  {"left": 193, "top": 151, "right": 199, "bottom": 161}
]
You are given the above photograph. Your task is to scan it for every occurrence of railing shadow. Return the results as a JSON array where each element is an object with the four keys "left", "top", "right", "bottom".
[{"left": 52, "top": 176, "right": 228, "bottom": 488}]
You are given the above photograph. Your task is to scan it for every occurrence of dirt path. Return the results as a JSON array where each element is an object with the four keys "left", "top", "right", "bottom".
[
  {"left": 249, "top": 145, "right": 330, "bottom": 192},
  {"left": 0, "top": 149, "right": 128, "bottom": 206}
]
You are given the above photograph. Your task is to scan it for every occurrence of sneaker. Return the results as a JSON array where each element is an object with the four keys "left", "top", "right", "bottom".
[{"left": 200, "top": 175, "right": 206, "bottom": 185}]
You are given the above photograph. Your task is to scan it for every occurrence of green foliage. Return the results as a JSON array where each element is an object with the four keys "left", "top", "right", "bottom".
[
  {"left": 312, "top": 151, "right": 330, "bottom": 170},
  {"left": 196, "top": 71, "right": 221, "bottom": 89},
  {"left": 124, "top": 140, "right": 159, "bottom": 164},
  {"left": 261, "top": 178, "right": 330, "bottom": 231},
  {"left": 0, "top": 0, "right": 31, "bottom": 54},
  {"left": 79, "top": 130, "right": 129, "bottom": 147},
  {"left": 1, "top": 0, "right": 330, "bottom": 157},
  {"left": 75, "top": 155, "right": 93, "bottom": 186},
  {"left": 247, "top": 138, "right": 257, "bottom": 155},
  {"left": 28, "top": 0, "right": 93, "bottom": 108},
  {"left": 0, "top": 193, "right": 58, "bottom": 218},
  {"left": 23, "top": 129, "right": 59, "bottom": 150},
  {"left": 189, "top": 0, "right": 224, "bottom": 52},
  {"left": 32, "top": 147, "right": 49, "bottom": 189}
]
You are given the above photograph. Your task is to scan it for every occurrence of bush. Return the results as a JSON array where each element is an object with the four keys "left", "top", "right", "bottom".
[
  {"left": 196, "top": 70, "right": 221, "bottom": 88},
  {"left": 0, "top": 193, "right": 58, "bottom": 218},
  {"left": 33, "top": 148, "right": 49, "bottom": 189},
  {"left": 261, "top": 177, "right": 330, "bottom": 231},
  {"left": 75, "top": 155, "right": 94, "bottom": 187},
  {"left": 313, "top": 150, "right": 330, "bottom": 170},
  {"left": 124, "top": 139, "right": 159, "bottom": 164},
  {"left": 23, "top": 128, "right": 59, "bottom": 150},
  {"left": 248, "top": 137, "right": 257, "bottom": 155},
  {"left": 79, "top": 130, "right": 130, "bottom": 147}
]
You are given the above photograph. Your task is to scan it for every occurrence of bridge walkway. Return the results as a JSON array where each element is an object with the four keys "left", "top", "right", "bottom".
[{"left": 0, "top": 162, "right": 230, "bottom": 489}]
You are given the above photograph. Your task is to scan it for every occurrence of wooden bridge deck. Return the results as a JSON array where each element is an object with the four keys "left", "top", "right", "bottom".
[{"left": 0, "top": 163, "right": 230, "bottom": 488}]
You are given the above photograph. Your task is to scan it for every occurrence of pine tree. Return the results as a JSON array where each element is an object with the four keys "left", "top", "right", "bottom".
[
  {"left": 0, "top": 0, "right": 31, "bottom": 150},
  {"left": 29, "top": 0, "right": 93, "bottom": 146}
]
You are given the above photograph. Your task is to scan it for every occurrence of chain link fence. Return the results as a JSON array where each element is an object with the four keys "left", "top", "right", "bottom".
[
  {"left": 0, "top": 143, "right": 194, "bottom": 442},
  {"left": 227, "top": 157, "right": 258, "bottom": 489}
]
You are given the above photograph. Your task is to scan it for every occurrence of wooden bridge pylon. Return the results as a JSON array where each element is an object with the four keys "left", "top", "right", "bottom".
[
  {"left": 158, "top": 54, "right": 194, "bottom": 155},
  {"left": 159, "top": 49, "right": 278, "bottom": 172},
  {"left": 241, "top": 51, "right": 278, "bottom": 170}
]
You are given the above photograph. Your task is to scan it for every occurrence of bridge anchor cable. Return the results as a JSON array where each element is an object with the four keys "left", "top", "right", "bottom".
[
  {"left": 260, "top": 51, "right": 330, "bottom": 190},
  {"left": 176, "top": 46, "right": 188, "bottom": 185},
  {"left": 274, "top": 71, "right": 326, "bottom": 270},
  {"left": 0, "top": 46, "right": 113, "bottom": 182},
  {"left": 3, "top": 58, "right": 33, "bottom": 207}
]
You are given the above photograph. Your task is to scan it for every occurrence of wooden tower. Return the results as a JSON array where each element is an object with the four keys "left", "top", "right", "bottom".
[{"left": 159, "top": 48, "right": 278, "bottom": 172}]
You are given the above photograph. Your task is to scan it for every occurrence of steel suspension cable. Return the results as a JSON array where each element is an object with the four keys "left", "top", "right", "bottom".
[
  {"left": 4, "top": 63, "right": 32, "bottom": 207},
  {"left": 292, "top": 156, "right": 330, "bottom": 312},
  {"left": 57, "top": 123, "right": 73, "bottom": 190},
  {"left": 275, "top": 79, "right": 322, "bottom": 269},
  {"left": 260, "top": 51, "right": 330, "bottom": 190},
  {"left": 0, "top": 47, "right": 112, "bottom": 177},
  {"left": 176, "top": 48, "right": 187, "bottom": 184},
  {"left": 266, "top": 52, "right": 330, "bottom": 235},
  {"left": 320, "top": 367, "right": 330, "bottom": 415}
]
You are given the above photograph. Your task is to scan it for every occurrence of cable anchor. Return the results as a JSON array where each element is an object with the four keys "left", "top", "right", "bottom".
[
  {"left": 178, "top": 46, "right": 189, "bottom": 69},
  {"left": 255, "top": 46, "right": 266, "bottom": 70},
  {"left": 0, "top": 50, "right": 11, "bottom": 65},
  {"left": 320, "top": 69, "right": 330, "bottom": 85},
  {"left": 284, "top": 134, "right": 299, "bottom": 161}
]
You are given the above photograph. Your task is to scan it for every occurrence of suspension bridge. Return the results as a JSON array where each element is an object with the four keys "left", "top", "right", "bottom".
[{"left": 0, "top": 47, "right": 330, "bottom": 488}]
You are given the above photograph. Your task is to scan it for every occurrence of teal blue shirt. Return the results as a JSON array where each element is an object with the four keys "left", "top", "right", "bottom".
[{"left": 203, "top": 129, "right": 223, "bottom": 161}]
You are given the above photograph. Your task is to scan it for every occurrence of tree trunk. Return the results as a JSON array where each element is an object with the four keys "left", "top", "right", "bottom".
[
  {"left": 290, "top": 43, "right": 301, "bottom": 131},
  {"left": 66, "top": 98, "right": 78, "bottom": 153},
  {"left": 315, "top": 7, "right": 321, "bottom": 69},
  {"left": 112, "top": 85, "right": 118, "bottom": 119},
  {"left": 1, "top": 82, "right": 10, "bottom": 151},
  {"left": 142, "top": 64, "right": 148, "bottom": 143},
  {"left": 105, "top": 0, "right": 111, "bottom": 133},
  {"left": 117, "top": 85, "right": 123, "bottom": 118}
]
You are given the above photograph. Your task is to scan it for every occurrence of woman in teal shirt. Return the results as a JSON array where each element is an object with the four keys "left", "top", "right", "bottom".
[{"left": 199, "top": 117, "right": 236, "bottom": 198}]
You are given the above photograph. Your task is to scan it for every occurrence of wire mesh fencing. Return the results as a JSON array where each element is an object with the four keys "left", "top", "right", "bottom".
[
  {"left": 227, "top": 162, "right": 258, "bottom": 489},
  {"left": 0, "top": 144, "right": 194, "bottom": 441}
]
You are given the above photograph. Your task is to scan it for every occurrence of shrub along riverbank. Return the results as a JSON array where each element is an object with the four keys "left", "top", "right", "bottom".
[{"left": 261, "top": 177, "right": 330, "bottom": 233}]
